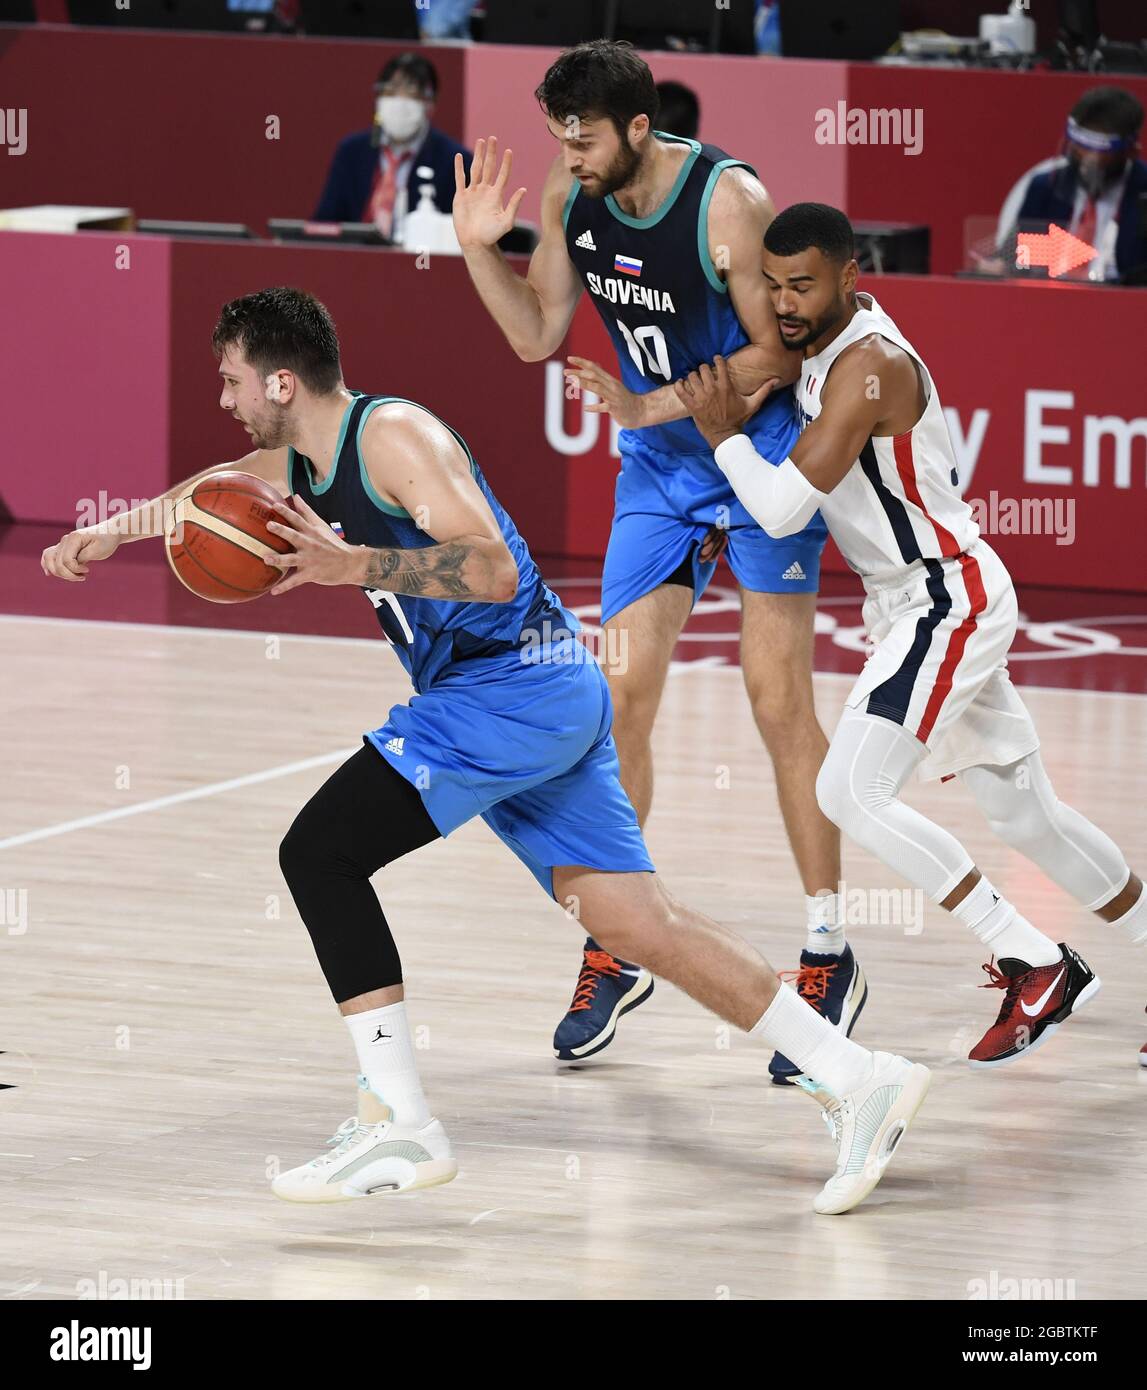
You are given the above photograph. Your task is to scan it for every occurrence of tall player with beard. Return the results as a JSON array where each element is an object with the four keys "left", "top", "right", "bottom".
[
  {"left": 674, "top": 203, "right": 1147, "bottom": 1068},
  {"left": 454, "top": 41, "right": 856, "bottom": 1077}
]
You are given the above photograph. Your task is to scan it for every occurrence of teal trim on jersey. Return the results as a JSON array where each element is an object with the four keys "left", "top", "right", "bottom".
[
  {"left": 294, "top": 395, "right": 357, "bottom": 496},
  {"left": 561, "top": 178, "right": 579, "bottom": 232},
  {"left": 697, "top": 158, "right": 754, "bottom": 294},
  {"left": 355, "top": 398, "right": 411, "bottom": 517},
  {"left": 353, "top": 395, "right": 482, "bottom": 519},
  {"left": 605, "top": 134, "right": 701, "bottom": 228}
]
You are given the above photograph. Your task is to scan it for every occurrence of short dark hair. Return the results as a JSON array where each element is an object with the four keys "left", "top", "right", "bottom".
[
  {"left": 654, "top": 80, "right": 700, "bottom": 141},
  {"left": 212, "top": 287, "right": 342, "bottom": 395},
  {"left": 535, "top": 40, "right": 659, "bottom": 141},
  {"left": 1070, "top": 86, "right": 1143, "bottom": 139},
  {"left": 764, "top": 203, "right": 855, "bottom": 265},
  {"left": 377, "top": 52, "right": 438, "bottom": 99}
]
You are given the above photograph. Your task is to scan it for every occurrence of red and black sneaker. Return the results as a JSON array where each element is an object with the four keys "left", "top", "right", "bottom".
[{"left": 968, "top": 943, "right": 1100, "bottom": 1069}]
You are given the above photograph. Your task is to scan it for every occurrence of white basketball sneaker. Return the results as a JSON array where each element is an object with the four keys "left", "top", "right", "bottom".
[
  {"left": 796, "top": 1051, "right": 931, "bottom": 1215},
  {"left": 272, "top": 1076, "right": 458, "bottom": 1204}
]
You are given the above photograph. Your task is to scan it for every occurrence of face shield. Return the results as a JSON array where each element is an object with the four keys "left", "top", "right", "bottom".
[{"left": 1062, "top": 115, "right": 1136, "bottom": 198}]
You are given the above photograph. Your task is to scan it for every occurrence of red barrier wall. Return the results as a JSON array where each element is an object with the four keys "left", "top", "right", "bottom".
[
  {"left": 0, "top": 230, "right": 171, "bottom": 524},
  {"left": 8, "top": 24, "right": 1147, "bottom": 276},
  {"left": 0, "top": 25, "right": 464, "bottom": 231},
  {"left": 3, "top": 230, "right": 1144, "bottom": 593},
  {"left": 846, "top": 64, "right": 1147, "bottom": 274}
]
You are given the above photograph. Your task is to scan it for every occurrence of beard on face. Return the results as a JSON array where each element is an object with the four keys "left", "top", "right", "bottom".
[
  {"left": 237, "top": 405, "right": 289, "bottom": 451},
  {"left": 579, "top": 130, "right": 642, "bottom": 199},
  {"left": 776, "top": 294, "right": 848, "bottom": 352}
]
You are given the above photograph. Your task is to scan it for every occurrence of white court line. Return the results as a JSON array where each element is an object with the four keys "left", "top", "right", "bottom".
[
  {"left": 2, "top": 611, "right": 1144, "bottom": 702},
  {"left": 0, "top": 747, "right": 359, "bottom": 853}
]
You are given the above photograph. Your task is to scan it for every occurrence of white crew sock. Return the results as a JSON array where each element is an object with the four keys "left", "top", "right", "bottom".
[
  {"left": 805, "top": 892, "right": 845, "bottom": 956},
  {"left": 750, "top": 982, "right": 873, "bottom": 1097},
  {"left": 344, "top": 1002, "right": 431, "bottom": 1127},
  {"left": 1109, "top": 888, "right": 1147, "bottom": 946},
  {"left": 948, "top": 875, "right": 1060, "bottom": 966}
]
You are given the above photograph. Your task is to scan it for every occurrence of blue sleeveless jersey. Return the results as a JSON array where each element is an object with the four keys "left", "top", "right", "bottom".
[
  {"left": 563, "top": 133, "right": 797, "bottom": 463},
  {"left": 287, "top": 394, "right": 574, "bottom": 693}
]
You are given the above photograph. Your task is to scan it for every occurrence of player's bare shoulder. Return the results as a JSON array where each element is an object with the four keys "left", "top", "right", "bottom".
[
  {"left": 704, "top": 164, "right": 777, "bottom": 274},
  {"left": 827, "top": 333, "right": 924, "bottom": 432},
  {"left": 361, "top": 401, "right": 470, "bottom": 488}
]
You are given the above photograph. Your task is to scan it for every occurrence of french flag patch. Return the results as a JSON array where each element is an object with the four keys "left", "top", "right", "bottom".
[{"left": 614, "top": 254, "right": 643, "bottom": 277}]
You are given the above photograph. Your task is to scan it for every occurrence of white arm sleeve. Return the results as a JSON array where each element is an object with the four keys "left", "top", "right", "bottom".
[{"left": 713, "top": 434, "right": 826, "bottom": 538}]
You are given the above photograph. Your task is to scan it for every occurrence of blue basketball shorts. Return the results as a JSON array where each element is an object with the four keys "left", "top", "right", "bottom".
[
  {"left": 599, "top": 432, "right": 828, "bottom": 625},
  {"left": 365, "top": 638, "right": 654, "bottom": 897}
]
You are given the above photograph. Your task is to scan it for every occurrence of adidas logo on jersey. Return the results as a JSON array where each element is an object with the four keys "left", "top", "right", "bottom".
[
  {"left": 574, "top": 229, "right": 596, "bottom": 250},
  {"left": 384, "top": 737, "right": 405, "bottom": 756},
  {"left": 782, "top": 561, "right": 807, "bottom": 581}
]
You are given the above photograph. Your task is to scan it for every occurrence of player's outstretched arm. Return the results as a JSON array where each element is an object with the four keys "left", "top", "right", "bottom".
[
  {"left": 673, "top": 346, "right": 894, "bottom": 536},
  {"left": 454, "top": 142, "right": 583, "bottom": 363},
  {"left": 265, "top": 403, "right": 519, "bottom": 603},
  {"left": 40, "top": 448, "right": 290, "bottom": 583}
]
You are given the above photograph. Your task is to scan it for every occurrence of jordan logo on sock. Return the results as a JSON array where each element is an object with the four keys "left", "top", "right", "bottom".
[{"left": 371, "top": 1028, "right": 392, "bottom": 1043}]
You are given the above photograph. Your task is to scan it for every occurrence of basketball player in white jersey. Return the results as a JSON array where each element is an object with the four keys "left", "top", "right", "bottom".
[{"left": 673, "top": 203, "right": 1147, "bottom": 1068}]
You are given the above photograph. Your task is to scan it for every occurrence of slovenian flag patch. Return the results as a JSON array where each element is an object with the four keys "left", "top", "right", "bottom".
[{"left": 614, "top": 254, "right": 643, "bottom": 277}]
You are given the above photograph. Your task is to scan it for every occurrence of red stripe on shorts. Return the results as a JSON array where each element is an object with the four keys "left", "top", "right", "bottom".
[{"left": 915, "top": 551, "right": 988, "bottom": 743}]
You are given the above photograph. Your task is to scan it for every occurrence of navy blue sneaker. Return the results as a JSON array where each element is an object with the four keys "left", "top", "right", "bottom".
[
  {"left": 553, "top": 937, "right": 654, "bottom": 1062},
  {"left": 769, "top": 944, "right": 868, "bottom": 1086}
]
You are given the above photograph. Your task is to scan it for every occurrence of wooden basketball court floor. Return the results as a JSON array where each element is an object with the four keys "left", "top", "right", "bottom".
[{"left": 2, "top": 611, "right": 1145, "bottom": 1302}]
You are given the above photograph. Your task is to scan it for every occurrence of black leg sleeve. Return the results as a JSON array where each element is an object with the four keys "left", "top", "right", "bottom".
[{"left": 278, "top": 744, "right": 441, "bottom": 1003}]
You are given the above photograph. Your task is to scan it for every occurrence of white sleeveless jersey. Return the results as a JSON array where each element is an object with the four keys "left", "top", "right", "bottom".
[{"left": 796, "top": 292, "right": 979, "bottom": 583}]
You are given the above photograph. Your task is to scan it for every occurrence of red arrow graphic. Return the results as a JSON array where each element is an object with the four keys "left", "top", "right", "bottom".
[{"left": 1016, "top": 223, "right": 1097, "bottom": 277}]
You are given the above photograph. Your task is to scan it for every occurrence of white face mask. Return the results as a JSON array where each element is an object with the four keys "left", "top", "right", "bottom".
[{"left": 375, "top": 95, "right": 425, "bottom": 145}]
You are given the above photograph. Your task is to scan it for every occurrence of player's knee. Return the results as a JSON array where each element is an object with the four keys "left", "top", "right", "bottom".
[
  {"left": 745, "top": 675, "right": 814, "bottom": 746},
  {"left": 278, "top": 803, "right": 350, "bottom": 889},
  {"left": 608, "top": 679, "right": 659, "bottom": 739},
  {"left": 815, "top": 750, "right": 850, "bottom": 828}
]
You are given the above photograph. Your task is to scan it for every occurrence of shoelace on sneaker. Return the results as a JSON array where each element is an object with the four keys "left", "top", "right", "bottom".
[
  {"left": 778, "top": 962, "right": 838, "bottom": 1011},
  {"left": 316, "top": 1117, "right": 375, "bottom": 1164},
  {"left": 979, "top": 955, "right": 1025, "bottom": 1024},
  {"left": 569, "top": 949, "right": 622, "bottom": 1012}
]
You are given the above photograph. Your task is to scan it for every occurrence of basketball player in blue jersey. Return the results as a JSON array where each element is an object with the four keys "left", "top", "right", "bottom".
[
  {"left": 454, "top": 40, "right": 852, "bottom": 1077},
  {"left": 41, "top": 286, "right": 931, "bottom": 1213}
]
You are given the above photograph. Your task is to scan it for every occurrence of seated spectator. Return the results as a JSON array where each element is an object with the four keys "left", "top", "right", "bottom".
[
  {"left": 995, "top": 86, "right": 1147, "bottom": 283},
  {"left": 313, "top": 53, "right": 472, "bottom": 240},
  {"left": 654, "top": 80, "right": 701, "bottom": 140}
]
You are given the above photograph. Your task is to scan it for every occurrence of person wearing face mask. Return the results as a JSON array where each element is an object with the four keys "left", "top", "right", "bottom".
[
  {"left": 313, "top": 54, "right": 473, "bottom": 240},
  {"left": 995, "top": 87, "right": 1147, "bottom": 284}
]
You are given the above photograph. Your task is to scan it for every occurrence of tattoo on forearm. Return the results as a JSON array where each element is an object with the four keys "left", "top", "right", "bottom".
[{"left": 362, "top": 541, "right": 488, "bottom": 599}]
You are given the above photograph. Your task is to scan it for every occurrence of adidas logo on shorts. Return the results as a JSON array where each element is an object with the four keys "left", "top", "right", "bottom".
[
  {"left": 575, "top": 229, "right": 596, "bottom": 250},
  {"left": 384, "top": 737, "right": 405, "bottom": 756},
  {"left": 782, "top": 561, "right": 807, "bottom": 581}
]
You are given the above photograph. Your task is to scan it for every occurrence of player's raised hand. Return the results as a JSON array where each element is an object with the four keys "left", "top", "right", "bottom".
[
  {"left": 41, "top": 528, "right": 121, "bottom": 582},
  {"left": 674, "top": 355, "right": 776, "bottom": 449},
  {"left": 452, "top": 136, "right": 527, "bottom": 250}
]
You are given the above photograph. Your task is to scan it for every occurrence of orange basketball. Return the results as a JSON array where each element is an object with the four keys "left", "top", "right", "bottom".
[{"left": 165, "top": 471, "right": 292, "bottom": 603}]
